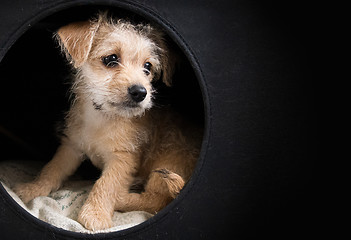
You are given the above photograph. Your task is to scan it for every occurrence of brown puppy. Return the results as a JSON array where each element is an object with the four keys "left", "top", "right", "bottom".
[{"left": 14, "top": 13, "right": 201, "bottom": 231}]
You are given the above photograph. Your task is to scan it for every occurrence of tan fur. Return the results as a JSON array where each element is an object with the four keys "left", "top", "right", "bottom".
[{"left": 14, "top": 13, "right": 201, "bottom": 231}]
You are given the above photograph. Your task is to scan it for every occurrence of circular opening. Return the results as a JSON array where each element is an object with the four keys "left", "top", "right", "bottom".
[{"left": 0, "top": 4, "right": 207, "bottom": 236}]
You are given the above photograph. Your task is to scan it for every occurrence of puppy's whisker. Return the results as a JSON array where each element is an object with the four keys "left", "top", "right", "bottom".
[
  {"left": 106, "top": 61, "right": 118, "bottom": 67},
  {"left": 117, "top": 62, "right": 126, "bottom": 69},
  {"left": 143, "top": 69, "right": 151, "bottom": 75}
]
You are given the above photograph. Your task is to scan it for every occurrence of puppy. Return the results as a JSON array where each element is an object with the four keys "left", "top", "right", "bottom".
[{"left": 14, "top": 13, "right": 201, "bottom": 231}]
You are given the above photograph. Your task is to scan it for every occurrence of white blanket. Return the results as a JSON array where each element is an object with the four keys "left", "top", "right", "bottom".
[{"left": 0, "top": 160, "right": 152, "bottom": 233}]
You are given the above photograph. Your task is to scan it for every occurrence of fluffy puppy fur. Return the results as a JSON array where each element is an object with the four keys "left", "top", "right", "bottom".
[{"left": 14, "top": 13, "right": 201, "bottom": 231}]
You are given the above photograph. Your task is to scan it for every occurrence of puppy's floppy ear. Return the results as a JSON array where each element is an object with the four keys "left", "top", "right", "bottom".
[
  {"left": 159, "top": 45, "right": 177, "bottom": 87},
  {"left": 55, "top": 20, "right": 99, "bottom": 68},
  {"left": 146, "top": 27, "right": 177, "bottom": 87}
]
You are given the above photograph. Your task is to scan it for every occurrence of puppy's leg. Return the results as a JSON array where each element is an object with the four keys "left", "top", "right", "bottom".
[
  {"left": 119, "top": 140, "right": 198, "bottom": 214},
  {"left": 78, "top": 152, "right": 136, "bottom": 231},
  {"left": 14, "top": 143, "right": 83, "bottom": 203},
  {"left": 118, "top": 169, "right": 185, "bottom": 214}
]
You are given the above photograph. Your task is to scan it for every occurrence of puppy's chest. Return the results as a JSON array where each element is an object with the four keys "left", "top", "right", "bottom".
[{"left": 77, "top": 119, "right": 148, "bottom": 159}]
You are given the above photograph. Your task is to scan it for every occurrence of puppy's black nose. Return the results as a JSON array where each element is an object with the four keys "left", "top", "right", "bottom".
[{"left": 128, "top": 85, "right": 147, "bottom": 103}]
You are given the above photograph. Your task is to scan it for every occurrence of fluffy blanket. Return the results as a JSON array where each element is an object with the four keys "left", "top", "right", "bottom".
[{"left": 0, "top": 160, "right": 152, "bottom": 233}]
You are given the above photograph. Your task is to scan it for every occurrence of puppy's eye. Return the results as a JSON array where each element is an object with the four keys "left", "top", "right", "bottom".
[
  {"left": 143, "top": 62, "right": 152, "bottom": 75},
  {"left": 102, "top": 54, "right": 119, "bottom": 67}
]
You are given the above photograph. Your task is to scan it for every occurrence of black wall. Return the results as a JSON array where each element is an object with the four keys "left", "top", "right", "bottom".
[{"left": 0, "top": 1, "right": 314, "bottom": 239}]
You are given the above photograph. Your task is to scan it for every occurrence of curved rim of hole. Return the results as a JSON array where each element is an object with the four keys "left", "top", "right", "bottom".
[{"left": 0, "top": 0, "right": 211, "bottom": 238}]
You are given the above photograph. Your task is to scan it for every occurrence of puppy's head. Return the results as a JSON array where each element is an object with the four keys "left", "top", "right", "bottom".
[{"left": 56, "top": 14, "right": 176, "bottom": 118}]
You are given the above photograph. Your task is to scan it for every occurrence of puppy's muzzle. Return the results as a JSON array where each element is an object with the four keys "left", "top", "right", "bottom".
[{"left": 128, "top": 85, "right": 147, "bottom": 103}]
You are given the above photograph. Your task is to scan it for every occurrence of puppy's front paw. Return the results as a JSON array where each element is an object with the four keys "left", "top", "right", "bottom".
[
  {"left": 78, "top": 202, "right": 113, "bottom": 231},
  {"left": 13, "top": 181, "right": 51, "bottom": 204}
]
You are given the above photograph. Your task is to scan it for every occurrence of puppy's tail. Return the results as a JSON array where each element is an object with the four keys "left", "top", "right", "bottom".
[{"left": 153, "top": 168, "right": 185, "bottom": 198}]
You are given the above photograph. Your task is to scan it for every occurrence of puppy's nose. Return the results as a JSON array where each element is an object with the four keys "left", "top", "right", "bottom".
[{"left": 128, "top": 85, "right": 147, "bottom": 103}]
